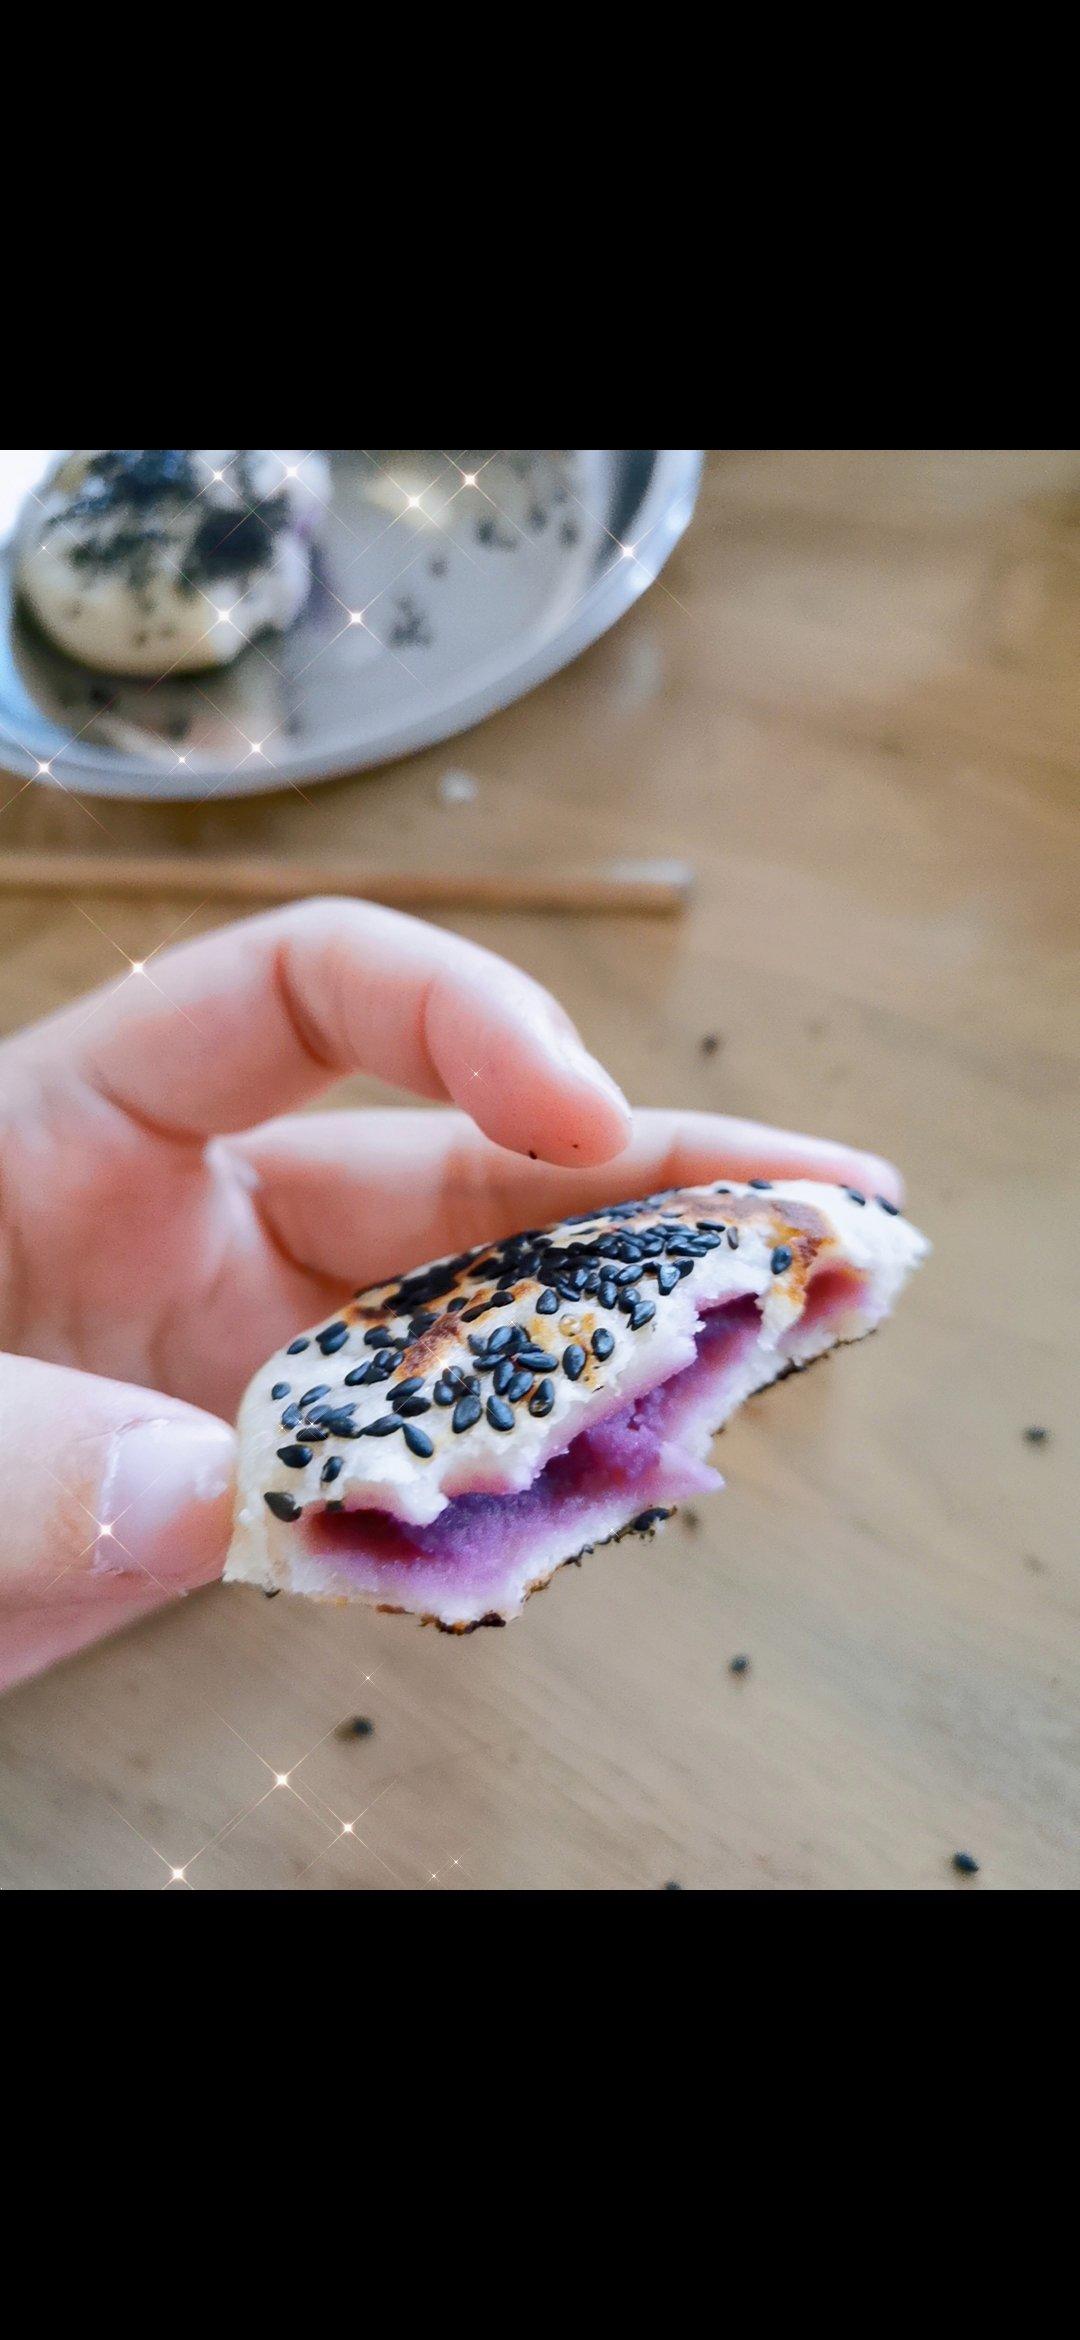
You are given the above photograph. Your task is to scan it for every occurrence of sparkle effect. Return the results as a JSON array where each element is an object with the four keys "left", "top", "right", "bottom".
[{"left": 0, "top": 447, "right": 689, "bottom": 1888}]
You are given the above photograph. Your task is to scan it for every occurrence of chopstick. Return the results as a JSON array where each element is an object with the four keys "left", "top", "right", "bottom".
[{"left": 0, "top": 853, "right": 693, "bottom": 915}]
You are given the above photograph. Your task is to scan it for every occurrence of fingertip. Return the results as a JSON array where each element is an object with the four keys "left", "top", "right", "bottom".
[
  {"left": 532, "top": 1086, "right": 633, "bottom": 1170},
  {"left": 534, "top": 1037, "right": 632, "bottom": 1166},
  {"left": 462, "top": 1020, "right": 632, "bottom": 1169},
  {"left": 852, "top": 1150, "right": 905, "bottom": 1208},
  {"left": 97, "top": 1413, "right": 236, "bottom": 1590}
]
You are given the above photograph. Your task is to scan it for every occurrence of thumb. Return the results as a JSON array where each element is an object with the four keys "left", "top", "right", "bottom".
[{"left": 0, "top": 1351, "right": 235, "bottom": 1692}]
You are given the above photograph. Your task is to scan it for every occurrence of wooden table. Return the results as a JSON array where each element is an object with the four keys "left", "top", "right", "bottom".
[{"left": 1, "top": 449, "right": 1077, "bottom": 1891}]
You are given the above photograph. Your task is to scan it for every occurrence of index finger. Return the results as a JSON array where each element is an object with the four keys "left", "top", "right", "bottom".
[{"left": 18, "top": 898, "right": 632, "bottom": 1169}]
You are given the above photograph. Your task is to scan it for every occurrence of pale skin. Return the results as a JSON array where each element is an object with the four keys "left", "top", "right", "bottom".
[{"left": 0, "top": 899, "right": 902, "bottom": 1691}]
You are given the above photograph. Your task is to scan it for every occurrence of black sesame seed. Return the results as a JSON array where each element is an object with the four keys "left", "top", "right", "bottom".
[
  {"left": 729, "top": 1653, "right": 751, "bottom": 1675},
  {"left": 344, "top": 1716, "right": 374, "bottom": 1737},
  {"left": 492, "top": 1360, "right": 515, "bottom": 1396},
  {"left": 537, "top": 1289, "right": 559, "bottom": 1315},
  {"left": 395, "top": 1394, "right": 432, "bottom": 1419},
  {"left": 486, "top": 1395, "right": 515, "bottom": 1431},
  {"left": 344, "top": 1363, "right": 376, "bottom": 1387},
  {"left": 280, "top": 1404, "right": 302, "bottom": 1430},
  {"left": 529, "top": 1379, "right": 555, "bottom": 1417},
  {"left": 403, "top": 1423, "right": 434, "bottom": 1458},
  {"left": 877, "top": 1195, "right": 900, "bottom": 1215},
  {"left": 505, "top": 1369, "right": 534, "bottom": 1402},
  {"left": 364, "top": 1415, "right": 404, "bottom": 1437},
  {"left": 771, "top": 1246, "right": 793, "bottom": 1274},
  {"left": 591, "top": 1329, "right": 615, "bottom": 1360},
  {"left": 363, "top": 1325, "right": 394, "bottom": 1348},
  {"left": 452, "top": 1393, "right": 482, "bottom": 1433},
  {"left": 748, "top": 1179, "right": 773, "bottom": 1190},
  {"left": 319, "top": 1409, "right": 362, "bottom": 1438},
  {"left": 433, "top": 1380, "right": 457, "bottom": 1406},
  {"left": 516, "top": 1348, "right": 558, "bottom": 1371},
  {"left": 617, "top": 1287, "right": 642, "bottom": 1312},
  {"left": 485, "top": 1323, "right": 516, "bottom": 1357},
  {"left": 630, "top": 1507, "right": 672, "bottom": 1532},
  {"left": 321, "top": 1456, "right": 344, "bottom": 1484},
  {"left": 277, "top": 1443, "right": 313, "bottom": 1469},
  {"left": 264, "top": 1490, "right": 301, "bottom": 1522},
  {"left": 952, "top": 1851, "right": 980, "bottom": 1875},
  {"left": 630, "top": 1301, "right": 656, "bottom": 1330},
  {"left": 599, "top": 1280, "right": 618, "bottom": 1310},
  {"left": 562, "top": 1344, "right": 587, "bottom": 1381},
  {"left": 391, "top": 1376, "right": 424, "bottom": 1401},
  {"left": 285, "top": 1337, "right": 310, "bottom": 1356},
  {"left": 299, "top": 1385, "right": 331, "bottom": 1408},
  {"left": 271, "top": 1382, "right": 291, "bottom": 1401},
  {"left": 726, "top": 1227, "right": 740, "bottom": 1249},
  {"left": 317, "top": 1324, "right": 350, "bottom": 1356},
  {"left": 407, "top": 1311, "right": 438, "bottom": 1335},
  {"left": 656, "top": 1264, "right": 680, "bottom": 1294}
]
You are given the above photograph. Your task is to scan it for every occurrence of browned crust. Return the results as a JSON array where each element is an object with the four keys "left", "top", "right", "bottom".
[{"left": 333, "top": 1190, "right": 837, "bottom": 1399}]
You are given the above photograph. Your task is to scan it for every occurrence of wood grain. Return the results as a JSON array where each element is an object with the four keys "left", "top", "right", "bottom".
[{"left": 0, "top": 449, "right": 1077, "bottom": 1891}]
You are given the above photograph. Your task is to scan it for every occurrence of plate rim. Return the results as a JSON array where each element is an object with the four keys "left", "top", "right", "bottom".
[{"left": 0, "top": 450, "right": 704, "bottom": 801}]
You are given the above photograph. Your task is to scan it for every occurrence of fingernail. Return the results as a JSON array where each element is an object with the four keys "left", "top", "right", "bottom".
[
  {"left": 854, "top": 1151, "right": 905, "bottom": 1205},
  {"left": 95, "top": 1416, "right": 235, "bottom": 1587},
  {"left": 549, "top": 1031, "right": 630, "bottom": 1117}
]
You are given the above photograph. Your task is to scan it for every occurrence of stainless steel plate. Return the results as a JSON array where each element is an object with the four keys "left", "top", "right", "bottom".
[{"left": 0, "top": 450, "right": 702, "bottom": 802}]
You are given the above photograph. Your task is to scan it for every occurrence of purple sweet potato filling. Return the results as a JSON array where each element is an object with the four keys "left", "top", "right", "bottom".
[
  {"left": 305, "top": 1269, "right": 867, "bottom": 1613},
  {"left": 307, "top": 1298, "right": 761, "bottom": 1609}
]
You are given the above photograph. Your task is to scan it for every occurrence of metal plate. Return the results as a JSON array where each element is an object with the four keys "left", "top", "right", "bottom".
[{"left": 0, "top": 450, "right": 702, "bottom": 802}]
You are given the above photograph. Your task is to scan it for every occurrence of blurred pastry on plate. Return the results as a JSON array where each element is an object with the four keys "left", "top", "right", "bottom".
[{"left": 15, "top": 450, "right": 330, "bottom": 676}]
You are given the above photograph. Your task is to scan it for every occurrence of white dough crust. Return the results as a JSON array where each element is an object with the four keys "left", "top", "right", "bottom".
[
  {"left": 16, "top": 449, "right": 330, "bottom": 675},
  {"left": 225, "top": 1179, "right": 928, "bottom": 1628}
]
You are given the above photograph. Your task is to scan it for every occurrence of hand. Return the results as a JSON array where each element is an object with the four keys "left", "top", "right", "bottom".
[{"left": 0, "top": 899, "right": 900, "bottom": 1688}]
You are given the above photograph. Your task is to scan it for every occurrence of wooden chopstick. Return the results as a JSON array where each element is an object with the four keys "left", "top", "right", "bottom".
[{"left": 0, "top": 854, "right": 693, "bottom": 915}]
